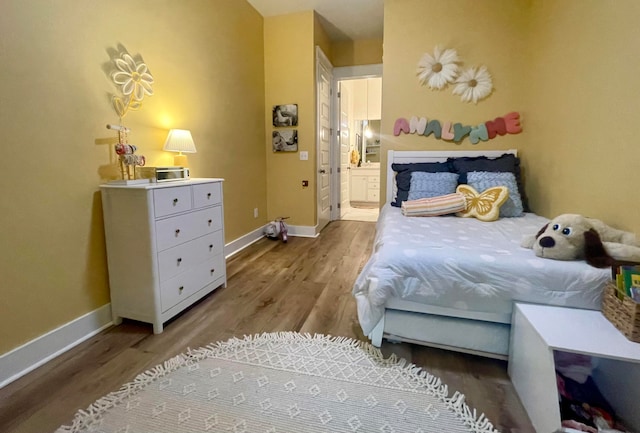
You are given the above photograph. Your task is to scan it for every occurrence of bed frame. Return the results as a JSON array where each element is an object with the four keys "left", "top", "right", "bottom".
[{"left": 367, "top": 149, "right": 519, "bottom": 360}]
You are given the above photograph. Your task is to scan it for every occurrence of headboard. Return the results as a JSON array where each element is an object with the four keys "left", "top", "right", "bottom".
[{"left": 386, "top": 149, "right": 518, "bottom": 203}]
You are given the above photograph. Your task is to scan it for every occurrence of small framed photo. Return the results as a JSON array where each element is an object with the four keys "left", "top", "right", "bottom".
[
  {"left": 272, "top": 104, "right": 298, "bottom": 127},
  {"left": 272, "top": 129, "right": 298, "bottom": 152}
]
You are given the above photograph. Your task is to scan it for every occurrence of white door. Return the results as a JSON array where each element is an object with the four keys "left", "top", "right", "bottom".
[
  {"left": 339, "top": 82, "right": 351, "bottom": 218},
  {"left": 316, "top": 48, "right": 332, "bottom": 232}
]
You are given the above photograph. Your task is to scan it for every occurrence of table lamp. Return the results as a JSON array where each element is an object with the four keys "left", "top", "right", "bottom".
[{"left": 163, "top": 129, "right": 197, "bottom": 167}]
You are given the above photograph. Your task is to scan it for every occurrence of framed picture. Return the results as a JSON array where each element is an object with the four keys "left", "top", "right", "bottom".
[
  {"left": 272, "top": 104, "right": 298, "bottom": 127},
  {"left": 272, "top": 129, "right": 298, "bottom": 152}
]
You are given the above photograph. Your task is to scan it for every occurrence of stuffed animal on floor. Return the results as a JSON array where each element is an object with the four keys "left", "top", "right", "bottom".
[{"left": 521, "top": 214, "right": 640, "bottom": 268}]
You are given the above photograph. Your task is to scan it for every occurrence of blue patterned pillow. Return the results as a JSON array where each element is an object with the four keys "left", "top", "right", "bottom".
[
  {"left": 466, "top": 171, "right": 524, "bottom": 217},
  {"left": 408, "top": 172, "right": 459, "bottom": 201}
]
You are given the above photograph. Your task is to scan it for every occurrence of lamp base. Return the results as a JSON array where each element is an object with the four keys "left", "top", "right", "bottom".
[{"left": 173, "top": 154, "right": 188, "bottom": 167}]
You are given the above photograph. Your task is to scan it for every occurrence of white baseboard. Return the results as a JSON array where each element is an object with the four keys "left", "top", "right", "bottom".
[
  {"left": 0, "top": 304, "right": 113, "bottom": 389},
  {"left": 287, "top": 224, "right": 319, "bottom": 238},
  {"left": 225, "top": 224, "right": 269, "bottom": 259},
  {"left": 0, "top": 225, "right": 318, "bottom": 389}
]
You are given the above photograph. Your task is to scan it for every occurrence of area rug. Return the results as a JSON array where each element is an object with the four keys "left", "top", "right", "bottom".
[{"left": 57, "top": 332, "right": 499, "bottom": 433}]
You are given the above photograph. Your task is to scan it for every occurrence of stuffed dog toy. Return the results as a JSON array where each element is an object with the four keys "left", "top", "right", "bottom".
[{"left": 521, "top": 214, "right": 640, "bottom": 268}]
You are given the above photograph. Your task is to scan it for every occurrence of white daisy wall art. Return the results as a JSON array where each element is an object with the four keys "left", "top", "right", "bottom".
[
  {"left": 416, "top": 46, "right": 460, "bottom": 90},
  {"left": 111, "top": 53, "right": 154, "bottom": 119},
  {"left": 453, "top": 65, "right": 493, "bottom": 104}
]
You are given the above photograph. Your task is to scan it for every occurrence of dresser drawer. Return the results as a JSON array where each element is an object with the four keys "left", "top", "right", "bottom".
[
  {"left": 157, "top": 231, "right": 223, "bottom": 282},
  {"left": 367, "top": 189, "right": 380, "bottom": 202},
  {"left": 368, "top": 182, "right": 380, "bottom": 190},
  {"left": 193, "top": 182, "right": 222, "bottom": 208},
  {"left": 153, "top": 186, "right": 192, "bottom": 217},
  {"left": 155, "top": 206, "right": 222, "bottom": 251},
  {"left": 160, "top": 254, "right": 225, "bottom": 312},
  {"left": 192, "top": 205, "right": 223, "bottom": 235},
  {"left": 155, "top": 212, "right": 198, "bottom": 251},
  {"left": 369, "top": 176, "right": 380, "bottom": 184}
]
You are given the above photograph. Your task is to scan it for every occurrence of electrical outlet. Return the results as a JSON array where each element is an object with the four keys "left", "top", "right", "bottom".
[
  {"left": 302, "top": 180, "right": 309, "bottom": 188},
  {"left": 254, "top": 208, "right": 258, "bottom": 218}
]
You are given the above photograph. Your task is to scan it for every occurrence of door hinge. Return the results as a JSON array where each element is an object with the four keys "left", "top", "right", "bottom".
[
  {"left": 337, "top": 167, "right": 341, "bottom": 173},
  {"left": 337, "top": 91, "right": 341, "bottom": 98},
  {"left": 338, "top": 203, "right": 341, "bottom": 209},
  {"left": 330, "top": 205, "right": 333, "bottom": 211}
]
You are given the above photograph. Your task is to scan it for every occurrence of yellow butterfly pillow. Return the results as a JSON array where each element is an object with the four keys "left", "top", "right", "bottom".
[{"left": 456, "top": 184, "right": 509, "bottom": 222}]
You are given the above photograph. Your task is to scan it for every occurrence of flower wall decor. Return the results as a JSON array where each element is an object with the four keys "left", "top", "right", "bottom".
[
  {"left": 104, "top": 50, "right": 154, "bottom": 182},
  {"left": 416, "top": 45, "right": 495, "bottom": 104},
  {"left": 416, "top": 46, "right": 460, "bottom": 90},
  {"left": 453, "top": 65, "right": 493, "bottom": 104},
  {"left": 111, "top": 53, "right": 154, "bottom": 119}
]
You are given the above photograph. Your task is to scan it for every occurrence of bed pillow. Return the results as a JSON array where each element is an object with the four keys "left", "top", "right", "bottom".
[
  {"left": 401, "top": 192, "right": 466, "bottom": 217},
  {"left": 391, "top": 161, "right": 452, "bottom": 207},
  {"left": 448, "top": 153, "right": 529, "bottom": 211},
  {"left": 466, "top": 171, "right": 524, "bottom": 217},
  {"left": 456, "top": 184, "right": 509, "bottom": 222},
  {"left": 408, "top": 172, "right": 459, "bottom": 201}
]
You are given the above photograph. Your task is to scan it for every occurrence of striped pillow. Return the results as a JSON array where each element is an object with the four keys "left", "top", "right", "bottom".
[{"left": 401, "top": 193, "right": 466, "bottom": 217}]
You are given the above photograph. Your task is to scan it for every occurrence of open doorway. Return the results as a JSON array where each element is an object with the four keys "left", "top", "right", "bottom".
[{"left": 332, "top": 66, "right": 382, "bottom": 223}]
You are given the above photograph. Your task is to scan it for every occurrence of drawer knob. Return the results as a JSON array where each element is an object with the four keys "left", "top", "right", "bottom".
[
  {"left": 209, "top": 244, "right": 213, "bottom": 250},
  {"left": 177, "top": 258, "right": 182, "bottom": 264},
  {"left": 179, "top": 286, "right": 184, "bottom": 292},
  {"left": 210, "top": 268, "right": 215, "bottom": 274},
  {"left": 208, "top": 219, "right": 212, "bottom": 225},
  {"left": 207, "top": 193, "right": 212, "bottom": 199},
  {"left": 175, "top": 229, "right": 181, "bottom": 236},
  {"left": 173, "top": 198, "right": 179, "bottom": 205}
]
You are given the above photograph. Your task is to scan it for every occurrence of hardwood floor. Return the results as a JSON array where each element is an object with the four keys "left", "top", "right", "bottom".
[{"left": 0, "top": 220, "right": 535, "bottom": 433}]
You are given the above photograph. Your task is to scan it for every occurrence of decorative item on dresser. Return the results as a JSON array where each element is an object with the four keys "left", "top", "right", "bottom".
[{"left": 100, "top": 178, "right": 226, "bottom": 333}]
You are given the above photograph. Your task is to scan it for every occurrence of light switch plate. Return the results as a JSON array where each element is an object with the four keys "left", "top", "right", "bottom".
[{"left": 300, "top": 151, "right": 308, "bottom": 161}]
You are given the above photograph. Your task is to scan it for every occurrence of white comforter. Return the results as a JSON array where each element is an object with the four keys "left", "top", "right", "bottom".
[{"left": 353, "top": 205, "right": 610, "bottom": 335}]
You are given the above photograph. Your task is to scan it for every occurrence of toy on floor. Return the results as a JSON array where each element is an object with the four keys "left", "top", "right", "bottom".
[{"left": 521, "top": 214, "right": 640, "bottom": 268}]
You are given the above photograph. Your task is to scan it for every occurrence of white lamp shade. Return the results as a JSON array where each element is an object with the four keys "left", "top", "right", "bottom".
[{"left": 163, "top": 129, "right": 197, "bottom": 154}]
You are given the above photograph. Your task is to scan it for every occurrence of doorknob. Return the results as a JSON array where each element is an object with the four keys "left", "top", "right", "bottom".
[{"left": 319, "top": 169, "right": 326, "bottom": 174}]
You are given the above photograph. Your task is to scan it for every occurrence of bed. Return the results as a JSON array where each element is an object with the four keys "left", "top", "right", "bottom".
[{"left": 352, "top": 149, "right": 610, "bottom": 359}]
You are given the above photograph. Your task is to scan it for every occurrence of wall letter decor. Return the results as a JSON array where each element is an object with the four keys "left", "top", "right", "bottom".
[{"left": 393, "top": 112, "right": 522, "bottom": 144}]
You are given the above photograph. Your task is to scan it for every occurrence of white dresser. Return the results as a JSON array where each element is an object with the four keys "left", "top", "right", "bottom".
[{"left": 100, "top": 178, "right": 226, "bottom": 333}]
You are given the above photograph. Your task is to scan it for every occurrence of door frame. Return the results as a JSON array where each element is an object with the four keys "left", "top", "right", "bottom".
[{"left": 330, "top": 64, "right": 383, "bottom": 221}]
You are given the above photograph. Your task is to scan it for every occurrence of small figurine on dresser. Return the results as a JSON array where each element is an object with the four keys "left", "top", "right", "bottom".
[{"left": 107, "top": 124, "right": 145, "bottom": 181}]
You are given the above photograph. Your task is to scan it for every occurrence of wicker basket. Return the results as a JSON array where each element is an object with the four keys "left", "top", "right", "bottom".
[{"left": 601, "top": 282, "right": 640, "bottom": 343}]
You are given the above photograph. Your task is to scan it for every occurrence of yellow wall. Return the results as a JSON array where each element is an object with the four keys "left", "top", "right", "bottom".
[
  {"left": 264, "top": 12, "right": 318, "bottom": 226},
  {"left": 332, "top": 38, "right": 384, "bottom": 67},
  {"left": 381, "top": 0, "right": 530, "bottom": 202},
  {"left": 0, "top": 0, "right": 266, "bottom": 354},
  {"left": 525, "top": 0, "right": 640, "bottom": 234}
]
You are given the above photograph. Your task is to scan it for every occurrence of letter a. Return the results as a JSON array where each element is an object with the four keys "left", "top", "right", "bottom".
[{"left": 394, "top": 118, "right": 410, "bottom": 136}]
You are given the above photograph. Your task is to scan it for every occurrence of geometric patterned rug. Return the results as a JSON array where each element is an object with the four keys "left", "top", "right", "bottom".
[{"left": 56, "top": 332, "right": 499, "bottom": 432}]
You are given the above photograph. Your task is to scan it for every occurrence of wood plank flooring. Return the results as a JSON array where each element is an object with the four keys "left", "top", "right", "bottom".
[{"left": 0, "top": 220, "right": 535, "bottom": 433}]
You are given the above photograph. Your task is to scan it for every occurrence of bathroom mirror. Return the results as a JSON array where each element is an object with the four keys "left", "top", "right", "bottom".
[{"left": 358, "top": 120, "right": 380, "bottom": 164}]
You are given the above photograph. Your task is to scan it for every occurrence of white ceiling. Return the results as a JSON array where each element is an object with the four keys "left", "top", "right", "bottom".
[{"left": 246, "top": 0, "right": 384, "bottom": 41}]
